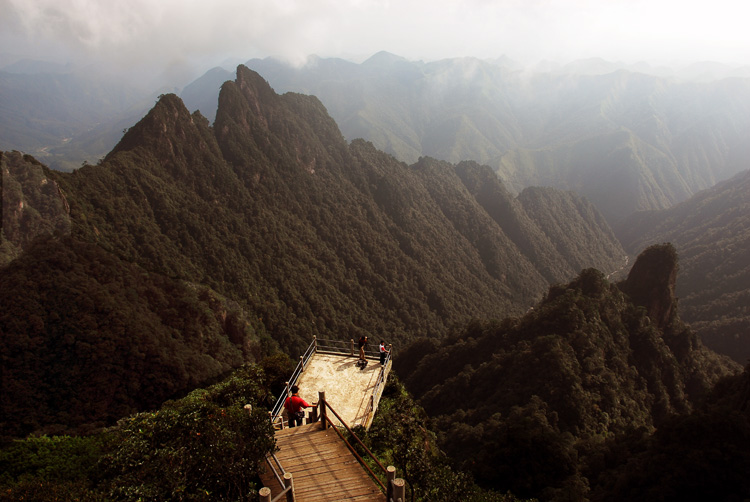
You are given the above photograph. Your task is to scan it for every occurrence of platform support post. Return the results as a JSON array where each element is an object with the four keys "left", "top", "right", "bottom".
[
  {"left": 386, "top": 466, "right": 396, "bottom": 500},
  {"left": 319, "top": 391, "right": 327, "bottom": 430},
  {"left": 392, "top": 478, "right": 405, "bottom": 502}
]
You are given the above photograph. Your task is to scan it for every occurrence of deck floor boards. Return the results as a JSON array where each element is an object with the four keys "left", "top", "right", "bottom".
[{"left": 260, "top": 424, "right": 386, "bottom": 502}]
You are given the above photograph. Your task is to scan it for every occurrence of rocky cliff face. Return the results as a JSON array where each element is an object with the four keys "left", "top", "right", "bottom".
[
  {"left": 619, "top": 242, "right": 679, "bottom": 331},
  {"left": 1, "top": 151, "right": 70, "bottom": 267}
]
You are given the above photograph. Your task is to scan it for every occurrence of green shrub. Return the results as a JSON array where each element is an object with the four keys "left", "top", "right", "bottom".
[{"left": 101, "top": 366, "right": 275, "bottom": 501}]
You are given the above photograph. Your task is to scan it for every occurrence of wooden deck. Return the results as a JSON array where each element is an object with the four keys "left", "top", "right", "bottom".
[{"left": 260, "top": 423, "right": 386, "bottom": 502}]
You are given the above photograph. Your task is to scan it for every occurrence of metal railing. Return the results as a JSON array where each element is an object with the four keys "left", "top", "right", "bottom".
[
  {"left": 362, "top": 347, "right": 392, "bottom": 428},
  {"left": 265, "top": 452, "right": 286, "bottom": 489},
  {"left": 316, "top": 337, "right": 387, "bottom": 361},
  {"left": 314, "top": 337, "right": 351, "bottom": 356},
  {"left": 269, "top": 338, "right": 318, "bottom": 427}
]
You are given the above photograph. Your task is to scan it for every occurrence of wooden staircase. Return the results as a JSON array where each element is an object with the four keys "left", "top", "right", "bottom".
[{"left": 260, "top": 423, "right": 386, "bottom": 502}]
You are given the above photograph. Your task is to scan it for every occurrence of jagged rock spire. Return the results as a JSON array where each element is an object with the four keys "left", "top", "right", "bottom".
[{"left": 620, "top": 242, "right": 679, "bottom": 331}]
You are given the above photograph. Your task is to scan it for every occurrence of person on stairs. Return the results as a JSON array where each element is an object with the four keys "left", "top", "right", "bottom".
[{"left": 284, "top": 385, "right": 315, "bottom": 428}]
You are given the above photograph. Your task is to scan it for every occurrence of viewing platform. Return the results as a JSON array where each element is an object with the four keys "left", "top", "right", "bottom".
[{"left": 269, "top": 337, "right": 392, "bottom": 430}]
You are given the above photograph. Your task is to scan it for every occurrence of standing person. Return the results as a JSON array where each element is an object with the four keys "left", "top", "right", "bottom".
[
  {"left": 379, "top": 340, "right": 389, "bottom": 365},
  {"left": 358, "top": 335, "right": 368, "bottom": 362},
  {"left": 284, "top": 385, "right": 315, "bottom": 428}
]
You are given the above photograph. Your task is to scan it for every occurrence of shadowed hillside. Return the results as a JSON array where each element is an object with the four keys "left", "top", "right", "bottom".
[
  {"left": 617, "top": 169, "right": 750, "bottom": 363},
  {"left": 395, "top": 244, "right": 739, "bottom": 500}
]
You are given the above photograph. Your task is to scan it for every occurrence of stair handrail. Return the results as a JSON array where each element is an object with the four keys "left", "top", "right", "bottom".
[
  {"left": 318, "top": 392, "right": 389, "bottom": 493},
  {"left": 261, "top": 452, "right": 295, "bottom": 502},
  {"left": 264, "top": 452, "right": 286, "bottom": 489}
]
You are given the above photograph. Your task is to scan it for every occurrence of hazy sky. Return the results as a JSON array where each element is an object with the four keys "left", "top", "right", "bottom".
[{"left": 2, "top": 0, "right": 749, "bottom": 82}]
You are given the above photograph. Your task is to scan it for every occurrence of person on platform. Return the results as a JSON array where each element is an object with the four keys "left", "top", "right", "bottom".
[
  {"left": 379, "top": 340, "right": 389, "bottom": 365},
  {"left": 358, "top": 335, "right": 368, "bottom": 362}
]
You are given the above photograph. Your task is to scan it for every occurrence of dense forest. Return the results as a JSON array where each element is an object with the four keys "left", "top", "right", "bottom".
[
  {"left": 617, "top": 169, "right": 750, "bottom": 363},
  {"left": 2, "top": 246, "right": 748, "bottom": 501},
  {"left": 3, "top": 62, "right": 750, "bottom": 500},
  {"left": 395, "top": 244, "right": 743, "bottom": 500},
  {"left": 0, "top": 359, "right": 287, "bottom": 501},
  {"left": 1, "top": 66, "right": 625, "bottom": 438}
]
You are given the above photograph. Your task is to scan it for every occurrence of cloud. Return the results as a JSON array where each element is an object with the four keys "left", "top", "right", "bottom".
[{"left": 2, "top": 0, "right": 749, "bottom": 84}]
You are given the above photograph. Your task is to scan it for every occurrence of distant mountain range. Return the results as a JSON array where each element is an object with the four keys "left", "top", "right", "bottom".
[
  {"left": 0, "top": 66, "right": 626, "bottom": 437},
  {"left": 4, "top": 52, "right": 749, "bottom": 225},
  {"left": 203, "top": 52, "right": 749, "bottom": 224}
]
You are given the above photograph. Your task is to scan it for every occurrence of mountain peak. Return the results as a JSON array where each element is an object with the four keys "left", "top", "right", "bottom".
[
  {"left": 215, "top": 65, "right": 279, "bottom": 133},
  {"left": 362, "top": 51, "right": 408, "bottom": 67},
  {"left": 235, "top": 64, "right": 277, "bottom": 97},
  {"left": 108, "top": 93, "right": 195, "bottom": 160}
]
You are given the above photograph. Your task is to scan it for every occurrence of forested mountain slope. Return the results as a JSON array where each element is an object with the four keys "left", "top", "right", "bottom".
[
  {"left": 0, "top": 66, "right": 625, "bottom": 438},
  {"left": 230, "top": 54, "right": 750, "bottom": 223},
  {"left": 395, "top": 243, "right": 740, "bottom": 500},
  {"left": 617, "top": 169, "right": 750, "bottom": 363}
]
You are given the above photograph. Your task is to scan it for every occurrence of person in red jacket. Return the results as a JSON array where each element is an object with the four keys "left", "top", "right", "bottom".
[{"left": 284, "top": 385, "right": 315, "bottom": 427}]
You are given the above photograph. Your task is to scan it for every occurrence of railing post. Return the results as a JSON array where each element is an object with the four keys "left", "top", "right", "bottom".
[
  {"left": 313, "top": 335, "right": 317, "bottom": 352},
  {"left": 300, "top": 355, "right": 304, "bottom": 372},
  {"left": 259, "top": 487, "right": 271, "bottom": 502},
  {"left": 269, "top": 410, "right": 281, "bottom": 430},
  {"left": 392, "top": 478, "right": 405, "bottom": 502},
  {"left": 283, "top": 472, "right": 295, "bottom": 502},
  {"left": 319, "top": 391, "right": 327, "bottom": 430},
  {"left": 350, "top": 339, "right": 354, "bottom": 356},
  {"left": 386, "top": 466, "right": 396, "bottom": 501}
]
